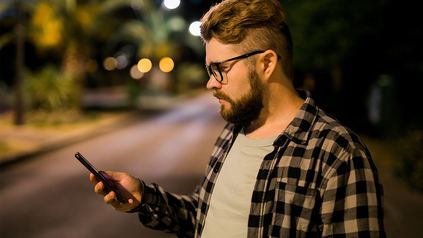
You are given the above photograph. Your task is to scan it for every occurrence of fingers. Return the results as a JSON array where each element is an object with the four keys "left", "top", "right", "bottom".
[
  {"left": 89, "top": 173, "right": 99, "bottom": 184},
  {"left": 90, "top": 171, "right": 142, "bottom": 212},
  {"left": 104, "top": 191, "right": 136, "bottom": 212},
  {"left": 104, "top": 191, "right": 116, "bottom": 204},
  {"left": 104, "top": 192, "right": 122, "bottom": 211},
  {"left": 91, "top": 173, "right": 107, "bottom": 195},
  {"left": 94, "top": 181, "right": 108, "bottom": 196}
]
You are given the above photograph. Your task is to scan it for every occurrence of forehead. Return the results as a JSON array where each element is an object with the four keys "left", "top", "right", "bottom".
[{"left": 205, "top": 38, "right": 238, "bottom": 64}]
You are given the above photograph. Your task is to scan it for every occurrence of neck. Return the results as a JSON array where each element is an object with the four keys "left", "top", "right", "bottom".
[{"left": 244, "top": 87, "right": 304, "bottom": 139}]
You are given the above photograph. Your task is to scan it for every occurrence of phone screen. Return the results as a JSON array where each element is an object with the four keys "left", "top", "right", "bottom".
[{"left": 75, "top": 152, "right": 127, "bottom": 203}]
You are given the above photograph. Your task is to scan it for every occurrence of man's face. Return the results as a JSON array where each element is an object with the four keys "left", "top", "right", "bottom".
[
  {"left": 213, "top": 69, "right": 264, "bottom": 125},
  {"left": 205, "top": 38, "right": 264, "bottom": 125}
]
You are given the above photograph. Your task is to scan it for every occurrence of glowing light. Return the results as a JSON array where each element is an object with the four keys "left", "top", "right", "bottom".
[
  {"left": 189, "top": 21, "right": 201, "bottom": 36},
  {"left": 130, "top": 65, "right": 144, "bottom": 79},
  {"left": 164, "top": 0, "right": 180, "bottom": 10},
  {"left": 137, "top": 58, "right": 152, "bottom": 73},
  {"left": 159, "top": 57, "right": 174, "bottom": 73},
  {"left": 103, "top": 57, "right": 116, "bottom": 71},
  {"left": 115, "top": 55, "right": 128, "bottom": 69}
]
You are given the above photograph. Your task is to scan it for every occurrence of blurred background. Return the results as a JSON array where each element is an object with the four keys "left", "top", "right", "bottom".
[{"left": 0, "top": 0, "right": 422, "bottom": 237}]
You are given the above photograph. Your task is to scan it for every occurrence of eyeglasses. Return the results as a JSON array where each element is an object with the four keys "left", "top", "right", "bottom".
[{"left": 205, "top": 51, "right": 264, "bottom": 84}]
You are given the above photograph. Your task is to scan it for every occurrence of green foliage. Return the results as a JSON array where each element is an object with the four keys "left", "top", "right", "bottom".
[
  {"left": 93, "top": 0, "right": 198, "bottom": 61},
  {"left": 281, "top": 0, "right": 422, "bottom": 76},
  {"left": 126, "top": 81, "right": 141, "bottom": 107},
  {"left": 282, "top": 0, "right": 380, "bottom": 72},
  {"left": 394, "top": 129, "right": 423, "bottom": 192},
  {"left": 0, "top": 32, "right": 15, "bottom": 51},
  {"left": 24, "top": 65, "right": 81, "bottom": 111}
]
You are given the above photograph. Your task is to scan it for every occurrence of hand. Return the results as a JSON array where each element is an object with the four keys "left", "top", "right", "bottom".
[{"left": 90, "top": 171, "right": 142, "bottom": 212}]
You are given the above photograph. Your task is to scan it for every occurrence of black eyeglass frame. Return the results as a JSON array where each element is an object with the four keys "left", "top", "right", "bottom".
[{"left": 205, "top": 50, "right": 265, "bottom": 84}]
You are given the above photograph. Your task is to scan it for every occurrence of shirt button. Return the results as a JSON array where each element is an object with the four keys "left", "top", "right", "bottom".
[{"left": 213, "top": 168, "right": 219, "bottom": 173}]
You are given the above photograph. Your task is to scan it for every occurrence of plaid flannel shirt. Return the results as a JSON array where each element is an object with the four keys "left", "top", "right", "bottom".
[{"left": 134, "top": 90, "right": 385, "bottom": 238}]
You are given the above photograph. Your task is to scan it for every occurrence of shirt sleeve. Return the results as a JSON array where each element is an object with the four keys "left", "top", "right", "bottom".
[
  {"left": 320, "top": 147, "right": 386, "bottom": 238},
  {"left": 131, "top": 181, "right": 199, "bottom": 238}
]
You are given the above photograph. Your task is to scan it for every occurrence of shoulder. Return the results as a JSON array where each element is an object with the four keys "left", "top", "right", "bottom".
[
  {"left": 313, "top": 109, "right": 368, "bottom": 156},
  {"left": 310, "top": 109, "right": 376, "bottom": 181}
]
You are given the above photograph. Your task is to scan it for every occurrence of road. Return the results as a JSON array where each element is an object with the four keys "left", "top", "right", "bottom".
[
  {"left": 0, "top": 92, "right": 226, "bottom": 238},
  {"left": 1, "top": 92, "right": 422, "bottom": 238}
]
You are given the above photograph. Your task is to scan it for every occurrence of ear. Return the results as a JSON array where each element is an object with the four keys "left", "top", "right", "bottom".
[{"left": 258, "top": 50, "right": 278, "bottom": 81}]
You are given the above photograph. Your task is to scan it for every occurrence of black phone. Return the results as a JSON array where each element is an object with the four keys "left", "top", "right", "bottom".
[{"left": 74, "top": 152, "right": 127, "bottom": 203}]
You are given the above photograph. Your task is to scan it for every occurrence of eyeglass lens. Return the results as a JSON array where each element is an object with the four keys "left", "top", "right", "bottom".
[{"left": 210, "top": 64, "right": 222, "bottom": 82}]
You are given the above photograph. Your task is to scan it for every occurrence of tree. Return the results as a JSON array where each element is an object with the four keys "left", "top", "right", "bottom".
[
  {"left": 1, "top": 0, "right": 207, "bottom": 123},
  {"left": 13, "top": 0, "right": 25, "bottom": 125},
  {"left": 0, "top": 0, "right": 29, "bottom": 125},
  {"left": 282, "top": 0, "right": 423, "bottom": 131},
  {"left": 89, "top": 0, "right": 204, "bottom": 93},
  {"left": 28, "top": 0, "right": 101, "bottom": 83}
]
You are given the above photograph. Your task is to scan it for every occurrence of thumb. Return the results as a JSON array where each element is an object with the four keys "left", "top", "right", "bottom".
[{"left": 100, "top": 171, "right": 121, "bottom": 180}]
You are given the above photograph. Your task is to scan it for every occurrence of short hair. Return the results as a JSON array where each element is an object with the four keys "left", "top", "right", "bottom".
[{"left": 200, "top": 0, "right": 293, "bottom": 79}]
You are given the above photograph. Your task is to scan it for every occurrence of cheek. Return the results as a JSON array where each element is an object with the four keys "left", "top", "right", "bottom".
[
  {"left": 223, "top": 64, "right": 255, "bottom": 99},
  {"left": 229, "top": 78, "right": 252, "bottom": 97}
]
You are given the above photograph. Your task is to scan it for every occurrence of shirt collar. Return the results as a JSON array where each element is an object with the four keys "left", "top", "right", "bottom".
[
  {"left": 274, "top": 89, "right": 318, "bottom": 145},
  {"left": 232, "top": 89, "right": 319, "bottom": 145}
]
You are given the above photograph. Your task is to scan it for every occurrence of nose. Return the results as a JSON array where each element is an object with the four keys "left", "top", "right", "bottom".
[{"left": 206, "top": 75, "right": 221, "bottom": 90}]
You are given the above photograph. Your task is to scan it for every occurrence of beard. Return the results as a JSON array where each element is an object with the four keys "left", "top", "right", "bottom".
[{"left": 213, "top": 70, "right": 264, "bottom": 125}]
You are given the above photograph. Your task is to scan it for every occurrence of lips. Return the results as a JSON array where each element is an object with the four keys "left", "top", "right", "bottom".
[{"left": 213, "top": 91, "right": 230, "bottom": 103}]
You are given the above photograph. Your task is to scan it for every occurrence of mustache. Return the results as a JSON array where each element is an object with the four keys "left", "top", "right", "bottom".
[{"left": 213, "top": 90, "right": 232, "bottom": 103}]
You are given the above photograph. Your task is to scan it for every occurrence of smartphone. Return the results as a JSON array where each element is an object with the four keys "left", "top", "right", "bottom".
[{"left": 74, "top": 152, "right": 127, "bottom": 203}]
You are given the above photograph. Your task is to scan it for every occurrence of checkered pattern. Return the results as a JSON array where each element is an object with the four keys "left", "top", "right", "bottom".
[{"left": 135, "top": 90, "right": 385, "bottom": 238}]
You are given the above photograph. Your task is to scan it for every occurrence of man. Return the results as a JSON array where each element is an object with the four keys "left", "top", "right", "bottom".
[{"left": 91, "top": 0, "right": 385, "bottom": 237}]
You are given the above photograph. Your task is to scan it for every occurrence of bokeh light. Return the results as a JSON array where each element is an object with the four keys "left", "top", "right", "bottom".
[
  {"left": 103, "top": 57, "right": 116, "bottom": 71},
  {"left": 115, "top": 55, "right": 128, "bottom": 69},
  {"left": 137, "top": 58, "right": 152, "bottom": 73},
  {"left": 163, "top": 0, "right": 180, "bottom": 10},
  {"left": 189, "top": 21, "right": 201, "bottom": 36},
  {"left": 159, "top": 57, "right": 174, "bottom": 73},
  {"left": 130, "top": 65, "right": 144, "bottom": 79}
]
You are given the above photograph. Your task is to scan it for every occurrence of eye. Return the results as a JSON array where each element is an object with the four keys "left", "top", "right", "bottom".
[{"left": 220, "top": 66, "right": 228, "bottom": 73}]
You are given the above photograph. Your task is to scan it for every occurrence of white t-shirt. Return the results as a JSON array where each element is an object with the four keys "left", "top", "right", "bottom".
[{"left": 201, "top": 128, "right": 278, "bottom": 237}]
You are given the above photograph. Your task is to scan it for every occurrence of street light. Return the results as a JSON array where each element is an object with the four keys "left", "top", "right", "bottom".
[
  {"left": 163, "top": 0, "right": 180, "bottom": 10},
  {"left": 137, "top": 58, "right": 152, "bottom": 73},
  {"left": 159, "top": 57, "right": 174, "bottom": 73},
  {"left": 189, "top": 21, "right": 201, "bottom": 36}
]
